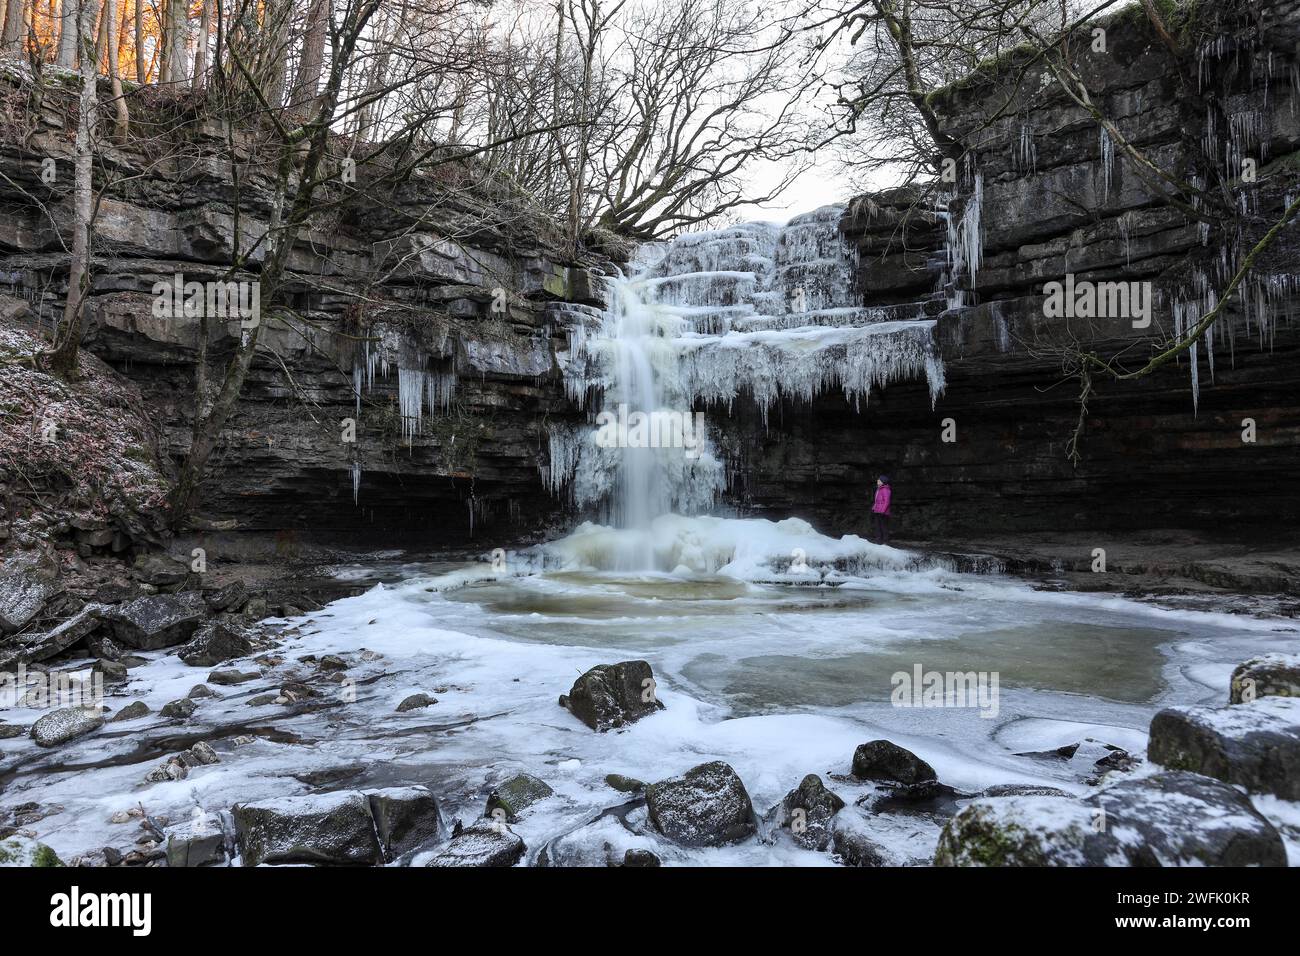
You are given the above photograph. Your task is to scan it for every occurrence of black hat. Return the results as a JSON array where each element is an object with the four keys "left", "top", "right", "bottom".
[{"left": 879, "top": 475, "right": 889, "bottom": 483}]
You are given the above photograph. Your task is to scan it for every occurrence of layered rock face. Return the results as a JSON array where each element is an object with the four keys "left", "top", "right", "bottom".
[
  {"left": 727, "top": 0, "right": 1300, "bottom": 540},
  {"left": 0, "top": 89, "right": 608, "bottom": 550}
]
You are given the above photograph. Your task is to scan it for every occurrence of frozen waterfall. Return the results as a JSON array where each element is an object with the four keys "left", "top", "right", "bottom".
[{"left": 549, "top": 204, "right": 946, "bottom": 550}]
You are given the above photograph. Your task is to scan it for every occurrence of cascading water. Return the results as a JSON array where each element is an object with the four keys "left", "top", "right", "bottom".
[{"left": 546, "top": 204, "right": 946, "bottom": 571}]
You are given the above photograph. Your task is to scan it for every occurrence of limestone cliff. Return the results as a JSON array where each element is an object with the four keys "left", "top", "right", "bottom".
[
  {"left": 734, "top": 0, "right": 1300, "bottom": 539},
  {"left": 0, "top": 78, "right": 611, "bottom": 553}
]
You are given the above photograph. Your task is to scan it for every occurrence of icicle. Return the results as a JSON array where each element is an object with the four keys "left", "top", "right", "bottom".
[
  {"left": 397, "top": 365, "right": 426, "bottom": 441},
  {"left": 350, "top": 461, "right": 361, "bottom": 505},
  {"left": 1098, "top": 126, "right": 1114, "bottom": 202}
]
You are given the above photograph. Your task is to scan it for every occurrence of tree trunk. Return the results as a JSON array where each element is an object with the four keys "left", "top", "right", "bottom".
[
  {"left": 133, "top": 0, "right": 143, "bottom": 83},
  {"left": 57, "top": 0, "right": 79, "bottom": 66},
  {"left": 192, "top": 0, "right": 211, "bottom": 88},
  {"left": 100, "top": 0, "right": 128, "bottom": 137},
  {"left": 1, "top": 0, "right": 26, "bottom": 52},
  {"left": 294, "top": 0, "right": 328, "bottom": 111},
  {"left": 159, "top": 0, "right": 186, "bottom": 85},
  {"left": 48, "top": 0, "right": 100, "bottom": 379}
]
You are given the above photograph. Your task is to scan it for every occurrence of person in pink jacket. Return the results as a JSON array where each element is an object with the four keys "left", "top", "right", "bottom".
[{"left": 871, "top": 475, "right": 892, "bottom": 545}]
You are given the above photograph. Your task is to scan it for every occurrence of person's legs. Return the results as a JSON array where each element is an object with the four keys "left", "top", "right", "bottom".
[{"left": 874, "top": 513, "right": 889, "bottom": 544}]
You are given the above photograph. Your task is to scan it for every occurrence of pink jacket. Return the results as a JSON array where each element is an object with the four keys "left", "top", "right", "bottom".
[{"left": 872, "top": 485, "right": 892, "bottom": 515}]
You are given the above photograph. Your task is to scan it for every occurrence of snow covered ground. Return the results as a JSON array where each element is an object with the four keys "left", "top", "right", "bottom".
[{"left": 3, "top": 522, "right": 1295, "bottom": 866}]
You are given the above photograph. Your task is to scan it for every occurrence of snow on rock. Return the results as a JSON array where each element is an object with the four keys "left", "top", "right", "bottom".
[
  {"left": 1147, "top": 696, "right": 1300, "bottom": 799},
  {"left": 645, "top": 760, "right": 758, "bottom": 847},
  {"left": 0, "top": 603, "right": 103, "bottom": 667},
  {"left": 830, "top": 806, "right": 905, "bottom": 866},
  {"left": 1093, "top": 771, "right": 1286, "bottom": 867},
  {"left": 424, "top": 820, "right": 525, "bottom": 868},
  {"left": 0, "top": 835, "right": 63, "bottom": 867},
  {"left": 936, "top": 771, "right": 1287, "bottom": 867},
  {"left": 176, "top": 621, "right": 253, "bottom": 667},
  {"left": 558, "top": 660, "right": 665, "bottom": 732},
  {"left": 764, "top": 774, "right": 846, "bottom": 852},
  {"left": 365, "top": 787, "right": 443, "bottom": 862},
  {"left": 232, "top": 791, "right": 384, "bottom": 866},
  {"left": 1230, "top": 653, "right": 1300, "bottom": 704},
  {"left": 101, "top": 592, "right": 209, "bottom": 650},
  {"left": 0, "top": 312, "right": 169, "bottom": 548},
  {"left": 29, "top": 706, "right": 104, "bottom": 748},
  {"left": 486, "top": 774, "right": 554, "bottom": 824},
  {"left": 0, "top": 552, "right": 61, "bottom": 634}
]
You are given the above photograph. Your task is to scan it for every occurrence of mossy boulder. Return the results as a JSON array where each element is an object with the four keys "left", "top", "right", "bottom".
[
  {"left": 0, "top": 836, "right": 64, "bottom": 867},
  {"left": 485, "top": 773, "right": 554, "bottom": 823}
]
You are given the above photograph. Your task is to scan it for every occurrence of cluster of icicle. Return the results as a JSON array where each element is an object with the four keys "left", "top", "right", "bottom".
[
  {"left": 549, "top": 204, "right": 947, "bottom": 516},
  {"left": 943, "top": 160, "right": 983, "bottom": 309},
  {"left": 352, "top": 327, "right": 458, "bottom": 442},
  {"left": 345, "top": 324, "right": 459, "bottom": 503}
]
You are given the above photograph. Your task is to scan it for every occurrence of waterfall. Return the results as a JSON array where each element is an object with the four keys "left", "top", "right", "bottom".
[{"left": 551, "top": 204, "right": 945, "bottom": 563}]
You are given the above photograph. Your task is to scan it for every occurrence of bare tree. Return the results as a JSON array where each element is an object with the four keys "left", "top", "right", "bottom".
[
  {"left": 3, "top": 0, "right": 30, "bottom": 53},
  {"left": 46, "top": 0, "right": 99, "bottom": 377}
]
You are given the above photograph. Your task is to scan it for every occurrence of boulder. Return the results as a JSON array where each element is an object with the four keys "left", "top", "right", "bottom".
[
  {"left": 144, "top": 741, "right": 219, "bottom": 783},
  {"left": 935, "top": 771, "right": 1286, "bottom": 867},
  {"left": 30, "top": 707, "right": 104, "bottom": 747},
  {"left": 160, "top": 698, "right": 197, "bottom": 720},
  {"left": 645, "top": 761, "right": 756, "bottom": 847},
  {"left": 851, "top": 740, "right": 938, "bottom": 787},
  {"left": 165, "top": 819, "right": 227, "bottom": 867},
  {"left": 177, "top": 621, "right": 252, "bottom": 667},
  {"left": 101, "top": 592, "right": 208, "bottom": 650},
  {"left": 0, "top": 721, "right": 24, "bottom": 739},
  {"left": 559, "top": 660, "right": 664, "bottom": 732},
  {"left": 604, "top": 773, "right": 646, "bottom": 793},
  {"left": 92, "top": 658, "right": 127, "bottom": 683},
  {"left": 366, "top": 787, "right": 442, "bottom": 861},
  {"left": 425, "top": 820, "right": 525, "bottom": 868},
  {"left": 1147, "top": 697, "right": 1300, "bottom": 799},
  {"left": 203, "top": 581, "right": 249, "bottom": 613},
  {"left": 1230, "top": 654, "right": 1300, "bottom": 704},
  {"left": 0, "top": 605, "right": 103, "bottom": 667},
  {"left": 485, "top": 774, "right": 554, "bottom": 823},
  {"left": 108, "top": 701, "right": 151, "bottom": 722},
  {"left": 208, "top": 668, "right": 260, "bottom": 686},
  {"left": 766, "top": 774, "right": 845, "bottom": 851},
  {"left": 977, "top": 784, "right": 1073, "bottom": 798},
  {"left": 396, "top": 692, "right": 436, "bottom": 712},
  {"left": 131, "top": 552, "right": 192, "bottom": 587},
  {"left": 232, "top": 792, "right": 383, "bottom": 866},
  {"left": 1091, "top": 772, "right": 1286, "bottom": 867},
  {"left": 0, "top": 553, "right": 60, "bottom": 634},
  {"left": 830, "top": 809, "right": 894, "bottom": 866},
  {"left": 0, "top": 835, "right": 63, "bottom": 867},
  {"left": 619, "top": 848, "right": 662, "bottom": 867}
]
